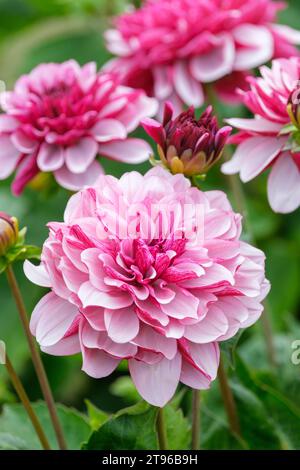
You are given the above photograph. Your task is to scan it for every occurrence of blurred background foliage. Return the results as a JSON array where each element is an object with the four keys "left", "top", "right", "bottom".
[{"left": 0, "top": 0, "right": 300, "bottom": 450}]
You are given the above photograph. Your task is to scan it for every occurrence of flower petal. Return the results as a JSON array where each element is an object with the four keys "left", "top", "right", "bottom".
[
  {"left": 54, "top": 160, "right": 104, "bottom": 191},
  {"left": 173, "top": 60, "right": 204, "bottom": 107},
  {"left": 104, "top": 307, "right": 139, "bottom": 343},
  {"left": 190, "top": 34, "right": 235, "bottom": 83},
  {"left": 92, "top": 119, "right": 127, "bottom": 142},
  {"left": 65, "top": 137, "right": 98, "bottom": 174},
  {"left": 233, "top": 25, "right": 274, "bottom": 70},
  {"left": 30, "top": 292, "right": 78, "bottom": 347},
  {"left": 0, "top": 135, "right": 20, "bottom": 178},
  {"left": 98, "top": 138, "right": 152, "bottom": 164},
  {"left": 23, "top": 260, "right": 51, "bottom": 288},
  {"left": 267, "top": 152, "right": 300, "bottom": 213},
  {"left": 129, "top": 353, "right": 182, "bottom": 407},
  {"left": 37, "top": 143, "right": 64, "bottom": 172},
  {"left": 78, "top": 281, "right": 133, "bottom": 309}
]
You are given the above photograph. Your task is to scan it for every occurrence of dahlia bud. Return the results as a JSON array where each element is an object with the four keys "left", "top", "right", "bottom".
[
  {"left": 287, "top": 86, "right": 300, "bottom": 129},
  {"left": 142, "top": 103, "right": 231, "bottom": 177},
  {"left": 0, "top": 212, "right": 19, "bottom": 257}
]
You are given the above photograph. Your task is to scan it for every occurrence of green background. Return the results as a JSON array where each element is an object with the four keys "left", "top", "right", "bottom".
[{"left": 0, "top": 0, "right": 300, "bottom": 450}]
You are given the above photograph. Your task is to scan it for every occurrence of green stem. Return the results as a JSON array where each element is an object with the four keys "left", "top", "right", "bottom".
[
  {"left": 156, "top": 407, "right": 168, "bottom": 450},
  {"left": 218, "top": 357, "right": 241, "bottom": 438},
  {"left": 6, "top": 265, "right": 67, "bottom": 450},
  {"left": 5, "top": 354, "right": 51, "bottom": 450},
  {"left": 191, "top": 390, "right": 200, "bottom": 450}
]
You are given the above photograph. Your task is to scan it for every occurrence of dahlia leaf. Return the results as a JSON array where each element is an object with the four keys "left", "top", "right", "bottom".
[
  {"left": 85, "top": 399, "right": 109, "bottom": 431},
  {"left": 0, "top": 402, "right": 91, "bottom": 450},
  {"left": 82, "top": 401, "right": 158, "bottom": 450}
]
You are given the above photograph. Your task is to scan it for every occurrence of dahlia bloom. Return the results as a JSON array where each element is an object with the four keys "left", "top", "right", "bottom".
[
  {"left": 104, "top": 0, "right": 300, "bottom": 111},
  {"left": 25, "top": 167, "right": 269, "bottom": 407},
  {"left": 0, "top": 212, "right": 18, "bottom": 256},
  {"left": 0, "top": 60, "right": 157, "bottom": 194},
  {"left": 142, "top": 102, "right": 232, "bottom": 176},
  {"left": 222, "top": 57, "right": 300, "bottom": 214}
]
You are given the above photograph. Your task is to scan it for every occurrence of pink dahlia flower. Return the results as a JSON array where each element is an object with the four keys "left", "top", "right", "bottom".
[
  {"left": 222, "top": 57, "right": 300, "bottom": 214},
  {"left": 25, "top": 167, "right": 269, "bottom": 407},
  {"left": 0, "top": 60, "right": 157, "bottom": 194},
  {"left": 104, "top": 0, "right": 300, "bottom": 112},
  {"left": 142, "top": 102, "right": 232, "bottom": 176}
]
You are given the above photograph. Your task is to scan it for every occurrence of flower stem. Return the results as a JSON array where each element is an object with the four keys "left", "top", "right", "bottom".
[
  {"left": 5, "top": 354, "right": 51, "bottom": 450},
  {"left": 217, "top": 357, "right": 241, "bottom": 438},
  {"left": 191, "top": 390, "right": 200, "bottom": 450},
  {"left": 6, "top": 265, "right": 67, "bottom": 450},
  {"left": 156, "top": 407, "right": 168, "bottom": 450}
]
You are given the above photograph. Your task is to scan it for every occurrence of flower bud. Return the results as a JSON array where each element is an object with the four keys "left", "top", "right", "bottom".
[
  {"left": 287, "top": 86, "right": 300, "bottom": 128},
  {"left": 142, "top": 103, "right": 231, "bottom": 177},
  {"left": 0, "top": 212, "right": 19, "bottom": 256}
]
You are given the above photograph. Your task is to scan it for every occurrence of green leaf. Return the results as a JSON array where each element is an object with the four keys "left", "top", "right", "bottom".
[
  {"left": 85, "top": 400, "right": 109, "bottom": 431},
  {"left": 231, "top": 382, "right": 281, "bottom": 450},
  {"left": 110, "top": 376, "right": 140, "bottom": 404},
  {"left": 0, "top": 432, "right": 28, "bottom": 450},
  {"left": 0, "top": 402, "right": 91, "bottom": 450},
  {"left": 83, "top": 401, "right": 158, "bottom": 450},
  {"left": 235, "top": 354, "right": 300, "bottom": 450},
  {"left": 164, "top": 404, "right": 190, "bottom": 450}
]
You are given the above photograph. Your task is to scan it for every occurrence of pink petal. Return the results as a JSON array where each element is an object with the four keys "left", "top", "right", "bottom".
[
  {"left": 173, "top": 60, "right": 204, "bottom": 107},
  {"left": 98, "top": 138, "right": 152, "bottom": 164},
  {"left": 226, "top": 118, "right": 282, "bottom": 134},
  {"left": 141, "top": 118, "right": 165, "bottom": 147},
  {"left": 222, "top": 136, "right": 284, "bottom": 182},
  {"left": 184, "top": 305, "right": 229, "bottom": 343},
  {"left": 0, "top": 115, "right": 18, "bottom": 132},
  {"left": 11, "top": 130, "right": 38, "bottom": 154},
  {"left": 104, "top": 307, "right": 139, "bottom": 343},
  {"left": 91, "top": 119, "right": 127, "bottom": 142},
  {"left": 0, "top": 134, "right": 20, "bottom": 178},
  {"left": 180, "top": 360, "right": 211, "bottom": 389},
  {"left": 153, "top": 65, "right": 173, "bottom": 100},
  {"left": 78, "top": 281, "right": 133, "bottom": 309},
  {"left": 23, "top": 260, "right": 51, "bottom": 287},
  {"left": 161, "top": 287, "right": 199, "bottom": 320},
  {"left": 133, "top": 324, "right": 177, "bottom": 360},
  {"left": 180, "top": 342, "right": 220, "bottom": 389},
  {"left": 65, "top": 137, "right": 98, "bottom": 174},
  {"left": 37, "top": 143, "right": 64, "bottom": 172},
  {"left": 267, "top": 152, "right": 300, "bottom": 213},
  {"left": 42, "top": 334, "right": 81, "bottom": 356},
  {"left": 81, "top": 346, "right": 120, "bottom": 379},
  {"left": 190, "top": 34, "right": 235, "bottom": 83},
  {"left": 30, "top": 292, "right": 78, "bottom": 347},
  {"left": 129, "top": 353, "right": 182, "bottom": 407},
  {"left": 233, "top": 25, "right": 274, "bottom": 71},
  {"left": 272, "top": 24, "right": 300, "bottom": 44},
  {"left": 54, "top": 160, "right": 104, "bottom": 191}
]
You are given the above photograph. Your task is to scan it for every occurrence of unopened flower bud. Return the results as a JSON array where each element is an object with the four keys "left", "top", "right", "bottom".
[
  {"left": 142, "top": 103, "right": 231, "bottom": 177},
  {"left": 0, "top": 212, "right": 19, "bottom": 256}
]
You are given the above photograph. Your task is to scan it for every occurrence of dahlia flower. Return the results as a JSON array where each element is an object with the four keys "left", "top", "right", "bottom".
[
  {"left": 142, "top": 102, "right": 232, "bottom": 176},
  {"left": 104, "top": 0, "right": 300, "bottom": 111},
  {"left": 25, "top": 167, "right": 269, "bottom": 407},
  {"left": 0, "top": 212, "right": 18, "bottom": 256},
  {"left": 0, "top": 60, "right": 157, "bottom": 194},
  {"left": 222, "top": 57, "right": 300, "bottom": 214}
]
